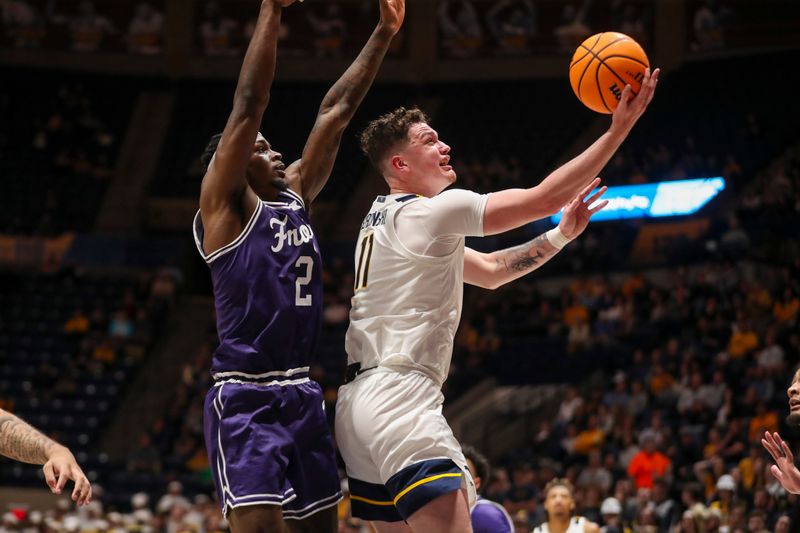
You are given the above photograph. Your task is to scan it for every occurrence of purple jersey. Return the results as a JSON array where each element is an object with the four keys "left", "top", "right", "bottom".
[
  {"left": 472, "top": 497, "right": 514, "bottom": 533},
  {"left": 193, "top": 189, "right": 323, "bottom": 377}
]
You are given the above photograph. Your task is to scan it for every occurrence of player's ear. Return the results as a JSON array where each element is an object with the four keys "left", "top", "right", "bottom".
[{"left": 390, "top": 155, "right": 407, "bottom": 172}]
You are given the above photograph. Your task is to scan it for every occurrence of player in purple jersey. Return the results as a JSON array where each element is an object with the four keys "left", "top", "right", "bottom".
[
  {"left": 192, "top": 0, "right": 405, "bottom": 531},
  {"left": 461, "top": 445, "right": 513, "bottom": 533}
]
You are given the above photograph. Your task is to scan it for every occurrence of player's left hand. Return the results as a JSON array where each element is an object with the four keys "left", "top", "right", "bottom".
[
  {"left": 762, "top": 431, "right": 800, "bottom": 494},
  {"left": 43, "top": 445, "right": 92, "bottom": 506},
  {"left": 378, "top": 0, "right": 405, "bottom": 35},
  {"left": 558, "top": 177, "right": 608, "bottom": 240}
]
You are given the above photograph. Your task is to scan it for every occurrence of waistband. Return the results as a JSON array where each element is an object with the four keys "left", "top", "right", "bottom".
[
  {"left": 212, "top": 367, "right": 310, "bottom": 386},
  {"left": 342, "top": 362, "right": 443, "bottom": 387},
  {"left": 344, "top": 362, "right": 378, "bottom": 384}
]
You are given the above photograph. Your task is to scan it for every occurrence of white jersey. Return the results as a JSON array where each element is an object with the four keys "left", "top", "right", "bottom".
[
  {"left": 344, "top": 189, "right": 488, "bottom": 386},
  {"left": 534, "top": 517, "right": 589, "bottom": 533}
]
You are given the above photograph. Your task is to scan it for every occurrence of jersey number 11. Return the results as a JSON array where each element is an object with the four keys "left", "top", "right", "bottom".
[{"left": 354, "top": 233, "right": 375, "bottom": 291}]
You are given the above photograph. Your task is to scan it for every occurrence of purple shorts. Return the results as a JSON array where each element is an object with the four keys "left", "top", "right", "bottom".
[{"left": 203, "top": 379, "right": 342, "bottom": 520}]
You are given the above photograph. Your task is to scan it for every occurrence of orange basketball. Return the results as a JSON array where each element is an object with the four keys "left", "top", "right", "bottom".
[{"left": 569, "top": 32, "right": 650, "bottom": 114}]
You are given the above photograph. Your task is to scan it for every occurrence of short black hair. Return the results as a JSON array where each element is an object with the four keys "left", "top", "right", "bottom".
[
  {"left": 201, "top": 133, "right": 223, "bottom": 174},
  {"left": 359, "top": 106, "right": 429, "bottom": 172},
  {"left": 461, "top": 444, "right": 490, "bottom": 495}
]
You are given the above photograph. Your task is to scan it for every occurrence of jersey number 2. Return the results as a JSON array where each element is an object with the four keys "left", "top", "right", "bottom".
[
  {"left": 354, "top": 233, "right": 374, "bottom": 291},
  {"left": 295, "top": 256, "right": 313, "bottom": 306}
]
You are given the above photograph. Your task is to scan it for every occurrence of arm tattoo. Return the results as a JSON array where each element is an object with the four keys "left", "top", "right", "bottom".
[
  {"left": 495, "top": 234, "right": 557, "bottom": 274},
  {"left": 299, "top": 26, "right": 394, "bottom": 194},
  {"left": 0, "top": 413, "right": 59, "bottom": 464},
  {"left": 321, "top": 27, "right": 392, "bottom": 115}
]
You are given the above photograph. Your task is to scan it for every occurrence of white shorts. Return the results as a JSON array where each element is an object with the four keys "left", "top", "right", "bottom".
[{"left": 335, "top": 367, "right": 476, "bottom": 522}]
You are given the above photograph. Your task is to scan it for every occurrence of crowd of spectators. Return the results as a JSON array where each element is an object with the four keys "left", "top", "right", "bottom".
[
  {"left": 0, "top": 77, "right": 131, "bottom": 235},
  {"left": 0, "top": 268, "right": 179, "bottom": 499},
  {"left": 195, "top": 0, "right": 405, "bottom": 59},
  {"left": 1, "top": 481, "right": 228, "bottom": 533},
  {"left": 6, "top": 0, "right": 799, "bottom": 62},
  {"left": 0, "top": 0, "right": 164, "bottom": 54},
  {"left": 437, "top": 0, "right": 652, "bottom": 58},
  {"left": 435, "top": 138, "right": 800, "bottom": 531}
]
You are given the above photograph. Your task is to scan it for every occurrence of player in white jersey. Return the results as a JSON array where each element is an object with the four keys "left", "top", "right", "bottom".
[
  {"left": 533, "top": 479, "right": 599, "bottom": 533},
  {"left": 336, "top": 69, "right": 659, "bottom": 533}
]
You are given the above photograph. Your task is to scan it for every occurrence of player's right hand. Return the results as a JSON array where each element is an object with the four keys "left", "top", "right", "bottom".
[
  {"left": 43, "top": 445, "right": 92, "bottom": 506},
  {"left": 379, "top": 0, "right": 405, "bottom": 35},
  {"left": 610, "top": 67, "right": 659, "bottom": 136},
  {"left": 558, "top": 177, "right": 608, "bottom": 240},
  {"left": 762, "top": 431, "right": 800, "bottom": 494}
]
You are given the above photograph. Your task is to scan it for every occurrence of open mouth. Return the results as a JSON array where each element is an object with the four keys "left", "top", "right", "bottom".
[
  {"left": 439, "top": 157, "right": 452, "bottom": 171},
  {"left": 791, "top": 401, "right": 800, "bottom": 411}
]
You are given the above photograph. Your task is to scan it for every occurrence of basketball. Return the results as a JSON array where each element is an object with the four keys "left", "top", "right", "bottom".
[{"left": 569, "top": 32, "right": 650, "bottom": 114}]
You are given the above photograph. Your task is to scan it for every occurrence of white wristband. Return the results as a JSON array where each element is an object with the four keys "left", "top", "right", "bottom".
[{"left": 545, "top": 227, "right": 572, "bottom": 250}]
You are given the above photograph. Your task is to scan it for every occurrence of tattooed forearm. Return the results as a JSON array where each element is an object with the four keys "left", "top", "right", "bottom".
[
  {"left": 320, "top": 26, "right": 394, "bottom": 119},
  {"left": 297, "top": 23, "right": 396, "bottom": 196},
  {"left": 0, "top": 412, "right": 59, "bottom": 465},
  {"left": 495, "top": 234, "right": 558, "bottom": 274}
]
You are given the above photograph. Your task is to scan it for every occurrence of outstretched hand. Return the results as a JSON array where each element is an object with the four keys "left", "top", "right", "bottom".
[
  {"left": 611, "top": 67, "right": 660, "bottom": 135},
  {"left": 379, "top": 0, "right": 405, "bottom": 35},
  {"left": 43, "top": 446, "right": 92, "bottom": 506},
  {"left": 558, "top": 177, "right": 608, "bottom": 240},
  {"left": 762, "top": 431, "right": 800, "bottom": 494}
]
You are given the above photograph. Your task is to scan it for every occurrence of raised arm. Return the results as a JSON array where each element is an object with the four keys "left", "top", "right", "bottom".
[
  {"left": 465, "top": 179, "right": 606, "bottom": 290},
  {"left": 200, "top": 0, "right": 294, "bottom": 224},
  {"left": 0, "top": 408, "right": 92, "bottom": 505},
  {"left": 285, "top": 0, "right": 405, "bottom": 204},
  {"left": 482, "top": 68, "right": 659, "bottom": 236}
]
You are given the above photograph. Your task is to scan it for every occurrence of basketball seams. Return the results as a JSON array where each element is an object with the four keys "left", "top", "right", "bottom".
[
  {"left": 578, "top": 37, "right": 630, "bottom": 64},
  {"left": 600, "top": 54, "right": 649, "bottom": 68},
  {"left": 574, "top": 36, "right": 629, "bottom": 107},
  {"left": 601, "top": 58, "right": 642, "bottom": 98},
  {"left": 569, "top": 33, "right": 603, "bottom": 68},
  {"left": 594, "top": 59, "right": 612, "bottom": 113}
]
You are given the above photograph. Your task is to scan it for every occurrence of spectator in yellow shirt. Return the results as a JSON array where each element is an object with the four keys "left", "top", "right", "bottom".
[
  {"left": 749, "top": 402, "right": 778, "bottom": 442},
  {"left": 728, "top": 319, "right": 758, "bottom": 358},
  {"left": 773, "top": 288, "right": 799, "bottom": 324},
  {"left": 64, "top": 309, "right": 90, "bottom": 335},
  {"left": 574, "top": 415, "right": 605, "bottom": 455}
]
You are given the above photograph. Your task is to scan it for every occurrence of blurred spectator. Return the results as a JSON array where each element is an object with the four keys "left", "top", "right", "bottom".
[
  {"left": 109, "top": 309, "right": 133, "bottom": 338},
  {"left": 574, "top": 415, "right": 605, "bottom": 456},
  {"left": 577, "top": 450, "right": 612, "bottom": 493},
  {"left": 691, "top": 0, "right": 733, "bottom": 52},
  {"left": 307, "top": 2, "right": 346, "bottom": 59},
  {"left": 199, "top": 1, "right": 238, "bottom": 57},
  {"left": 1, "top": 0, "right": 46, "bottom": 48},
  {"left": 486, "top": 0, "right": 536, "bottom": 55},
  {"left": 64, "top": 308, "right": 90, "bottom": 335},
  {"left": 127, "top": 434, "right": 162, "bottom": 474},
  {"left": 156, "top": 481, "right": 191, "bottom": 515},
  {"left": 127, "top": 1, "right": 163, "bottom": 55},
  {"left": 611, "top": 0, "right": 648, "bottom": 47},
  {"left": 727, "top": 318, "right": 758, "bottom": 359},
  {"left": 554, "top": 1, "right": 591, "bottom": 52},
  {"left": 49, "top": 0, "right": 117, "bottom": 53},
  {"left": 438, "top": 0, "right": 484, "bottom": 58},
  {"left": 748, "top": 402, "right": 778, "bottom": 442},
  {"left": 628, "top": 434, "right": 671, "bottom": 489}
]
